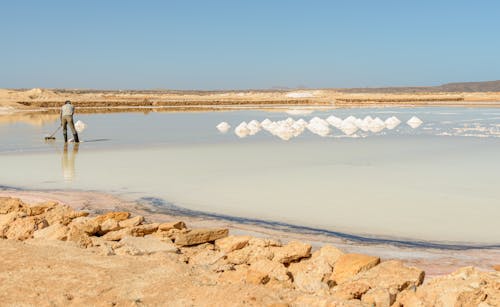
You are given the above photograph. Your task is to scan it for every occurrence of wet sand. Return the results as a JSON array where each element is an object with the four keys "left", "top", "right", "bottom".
[{"left": 1, "top": 187, "right": 498, "bottom": 278}]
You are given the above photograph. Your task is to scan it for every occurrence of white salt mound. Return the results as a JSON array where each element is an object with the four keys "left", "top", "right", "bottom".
[
  {"left": 368, "top": 117, "right": 386, "bottom": 133},
  {"left": 407, "top": 116, "right": 423, "bottom": 128},
  {"left": 74, "top": 120, "right": 87, "bottom": 133},
  {"left": 216, "top": 122, "right": 231, "bottom": 133},
  {"left": 384, "top": 116, "right": 401, "bottom": 130},
  {"left": 235, "top": 122, "right": 250, "bottom": 138},
  {"left": 285, "top": 92, "right": 314, "bottom": 98},
  {"left": 326, "top": 115, "right": 343, "bottom": 128}
]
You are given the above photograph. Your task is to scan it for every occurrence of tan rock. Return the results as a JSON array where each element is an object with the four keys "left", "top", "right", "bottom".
[
  {"left": 67, "top": 226, "right": 93, "bottom": 248},
  {"left": 494, "top": 265, "right": 500, "bottom": 272},
  {"left": 248, "top": 237, "right": 282, "bottom": 248},
  {"left": 130, "top": 223, "right": 159, "bottom": 237},
  {"left": 330, "top": 253, "right": 380, "bottom": 284},
  {"left": 93, "top": 212, "right": 130, "bottom": 224},
  {"left": 226, "top": 245, "right": 274, "bottom": 265},
  {"left": 69, "top": 217, "right": 101, "bottom": 235},
  {"left": 272, "top": 241, "right": 311, "bottom": 264},
  {"left": 26, "top": 201, "right": 59, "bottom": 216},
  {"left": 394, "top": 266, "right": 500, "bottom": 307},
  {"left": 158, "top": 221, "right": 186, "bottom": 231},
  {"left": 175, "top": 228, "right": 229, "bottom": 246},
  {"left": 188, "top": 249, "right": 226, "bottom": 267},
  {"left": 0, "top": 211, "right": 22, "bottom": 238},
  {"left": 41, "top": 204, "right": 88, "bottom": 225},
  {"left": 311, "top": 245, "right": 344, "bottom": 267},
  {"left": 331, "top": 281, "right": 371, "bottom": 300},
  {"left": 218, "top": 265, "right": 250, "bottom": 284},
  {"left": 361, "top": 287, "right": 396, "bottom": 307},
  {"left": 289, "top": 254, "right": 332, "bottom": 293},
  {"left": 250, "top": 259, "right": 290, "bottom": 282},
  {"left": 215, "top": 235, "right": 251, "bottom": 253},
  {"left": 0, "top": 197, "right": 28, "bottom": 214},
  {"left": 98, "top": 219, "right": 121, "bottom": 234},
  {"left": 293, "top": 295, "right": 367, "bottom": 306},
  {"left": 115, "top": 236, "right": 178, "bottom": 255},
  {"left": 5, "top": 216, "right": 48, "bottom": 240},
  {"left": 118, "top": 215, "right": 144, "bottom": 228},
  {"left": 101, "top": 228, "right": 132, "bottom": 241},
  {"left": 349, "top": 260, "right": 424, "bottom": 292},
  {"left": 246, "top": 269, "right": 270, "bottom": 285},
  {"left": 33, "top": 222, "right": 69, "bottom": 241}
]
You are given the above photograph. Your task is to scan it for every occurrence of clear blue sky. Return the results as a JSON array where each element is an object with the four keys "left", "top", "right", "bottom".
[{"left": 1, "top": 0, "right": 499, "bottom": 90}]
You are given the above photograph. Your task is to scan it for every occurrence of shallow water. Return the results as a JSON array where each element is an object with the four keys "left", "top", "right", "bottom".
[{"left": 1, "top": 107, "right": 499, "bottom": 245}]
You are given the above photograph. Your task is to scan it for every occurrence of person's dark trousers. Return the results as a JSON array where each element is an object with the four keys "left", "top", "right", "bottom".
[{"left": 61, "top": 115, "right": 79, "bottom": 143}]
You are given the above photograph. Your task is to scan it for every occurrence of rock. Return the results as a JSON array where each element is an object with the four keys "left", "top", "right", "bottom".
[
  {"left": 158, "top": 221, "right": 186, "bottom": 231},
  {"left": 329, "top": 253, "right": 380, "bottom": 284},
  {"left": 98, "top": 219, "right": 121, "bottom": 234},
  {"left": 115, "top": 236, "right": 178, "bottom": 255},
  {"left": 67, "top": 226, "right": 93, "bottom": 248},
  {"left": 130, "top": 223, "right": 159, "bottom": 237},
  {"left": 215, "top": 235, "right": 251, "bottom": 253},
  {"left": 289, "top": 254, "right": 332, "bottom": 294},
  {"left": 33, "top": 222, "right": 69, "bottom": 241},
  {"left": 331, "top": 281, "right": 371, "bottom": 300},
  {"left": 188, "top": 249, "right": 226, "bottom": 267},
  {"left": 69, "top": 217, "right": 100, "bottom": 235},
  {"left": 349, "top": 260, "right": 424, "bottom": 292},
  {"left": 361, "top": 287, "right": 396, "bottom": 307},
  {"left": 272, "top": 241, "right": 311, "bottom": 264},
  {"left": 218, "top": 265, "right": 249, "bottom": 284},
  {"left": 494, "top": 265, "right": 500, "bottom": 272},
  {"left": 26, "top": 201, "right": 59, "bottom": 216},
  {"left": 248, "top": 237, "right": 282, "bottom": 248},
  {"left": 0, "top": 197, "right": 28, "bottom": 214},
  {"left": 226, "top": 245, "right": 274, "bottom": 265},
  {"left": 0, "top": 212, "right": 22, "bottom": 238},
  {"left": 246, "top": 269, "right": 270, "bottom": 285},
  {"left": 101, "top": 228, "right": 132, "bottom": 241},
  {"left": 93, "top": 212, "right": 130, "bottom": 224},
  {"left": 394, "top": 266, "right": 500, "bottom": 307},
  {"left": 311, "top": 245, "right": 344, "bottom": 267},
  {"left": 175, "top": 228, "right": 229, "bottom": 246},
  {"left": 41, "top": 205, "right": 88, "bottom": 225},
  {"left": 5, "top": 216, "right": 48, "bottom": 240},
  {"left": 118, "top": 216, "right": 144, "bottom": 228},
  {"left": 250, "top": 259, "right": 290, "bottom": 282},
  {"left": 293, "top": 295, "right": 367, "bottom": 307}
]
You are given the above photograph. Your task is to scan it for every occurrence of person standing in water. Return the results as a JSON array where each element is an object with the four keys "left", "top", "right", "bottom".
[{"left": 60, "top": 100, "right": 79, "bottom": 143}]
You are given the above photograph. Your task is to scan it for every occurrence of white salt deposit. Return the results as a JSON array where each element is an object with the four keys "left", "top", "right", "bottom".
[
  {"left": 368, "top": 117, "right": 386, "bottom": 133},
  {"left": 216, "top": 122, "right": 231, "bottom": 133},
  {"left": 235, "top": 122, "right": 250, "bottom": 138},
  {"left": 326, "top": 115, "right": 343, "bottom": 128},
  {"left": 340, "top": 120, "right": 359, "bottom": 135},
  {"left": 354, "top": 118, "right": 369, "bottom": 132},
  {"left": 384, "top": 116, "right": 401, "bottom": 130},
  {"left": 407, "top": 116, "right": 423, "bottom": 129},
  {"left": 285, "top": 92, "right": 314, "bottom": 98},
  {"left": 74, "top": 120, "right": 87, "bottom": 133},
  {"left": 247, "top": 120, "right": 261, "bottom": 135}
]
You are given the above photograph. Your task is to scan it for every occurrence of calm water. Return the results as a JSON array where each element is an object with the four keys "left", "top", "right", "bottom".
[{"left": 1, "top": 107, "right": 499, "bottom": 245}]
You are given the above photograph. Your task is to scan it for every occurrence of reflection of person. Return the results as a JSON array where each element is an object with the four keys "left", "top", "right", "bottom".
[
  {"left": 62, "top": 143, "right": 79, "bottom": 181},
  {"left": 60, "top": 100, "right": 79, "bottom": 143}
]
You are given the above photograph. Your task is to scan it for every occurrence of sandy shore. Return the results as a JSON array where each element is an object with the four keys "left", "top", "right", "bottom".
[
  {"left": 1, "top": 188, "right": 498, "bottom": 278},
  {"left": 1, "top": 88, "right": 500, "bottom": 115}
]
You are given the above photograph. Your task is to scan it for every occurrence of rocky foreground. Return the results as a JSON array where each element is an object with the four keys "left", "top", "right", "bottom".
[{"left": 1, "top": 197, "right": 499, "bottom": 306}]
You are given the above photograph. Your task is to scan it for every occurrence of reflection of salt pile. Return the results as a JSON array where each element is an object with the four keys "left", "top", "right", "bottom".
[
  {"left": 384, "top": 116, "right": 401, "bottom": 130},
  {"left": 407, "top": 116, "right": 423, "bottom": 128},
  {"left": 235, "top": 122, "right": 250, "bottom": 138},
  {"left": 74, "top": 120, "right": 87, "bottom": 133},
  {"left": 307, "top": 117, "right": 330, "bottom": 137},
  {"left": 216, "top": 122, "right": 231, "bottom": 133}
]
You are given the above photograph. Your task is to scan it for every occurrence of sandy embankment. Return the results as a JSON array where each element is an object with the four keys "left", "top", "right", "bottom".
[
  {"left": 2, "top": 88, "right": 500, "bottom": 115},
  {"left": 1, "top": 194, "right": 499, "bottom": 306}
]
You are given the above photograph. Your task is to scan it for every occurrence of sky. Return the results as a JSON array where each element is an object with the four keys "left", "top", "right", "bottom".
[{"left": 1, "top": 0, "right": 499, "bottom": 90}]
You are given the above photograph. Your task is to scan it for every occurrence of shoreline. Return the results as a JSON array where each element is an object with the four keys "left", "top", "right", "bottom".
[{"left": 1, "top": 186, "right": 498, "bottom": 278}]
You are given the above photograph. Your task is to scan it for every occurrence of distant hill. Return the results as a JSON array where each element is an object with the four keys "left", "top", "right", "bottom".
[{"left": 338, "top": 80, "right": 500, "bottom": 93}]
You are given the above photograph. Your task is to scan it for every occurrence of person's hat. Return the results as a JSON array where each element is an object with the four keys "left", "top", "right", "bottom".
[{"left": 65, "top": 100, "right": 71, "bottom": 104}]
